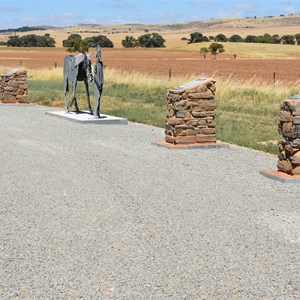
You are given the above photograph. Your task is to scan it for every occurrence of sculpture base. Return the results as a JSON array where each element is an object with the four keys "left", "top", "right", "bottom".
[
  {"left": 260, "top": 170, "right": 300, "bottom": 183},
  {"left": 46, "top": 110, "right": 128, "bottom": 125},
  {"left": 152, "top": 140, "right": 229, "bottom": 149}
]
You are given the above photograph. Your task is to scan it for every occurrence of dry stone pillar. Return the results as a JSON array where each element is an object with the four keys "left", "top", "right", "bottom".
[
  {"left": 165, "top": 78, "right": 216, "bottom": 144},
  {"left": 277, "top": 94, "right": 300, "bottom": 175},
  {"left": 0, "top": 68, "right": 28, "bottom": 104}
]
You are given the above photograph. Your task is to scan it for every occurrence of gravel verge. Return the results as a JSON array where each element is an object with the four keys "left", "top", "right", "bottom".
[{"left": 0, "top": 105, "right": 299, "bottom": 299}]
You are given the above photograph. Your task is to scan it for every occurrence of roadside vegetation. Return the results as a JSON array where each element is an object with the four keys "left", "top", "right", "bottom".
[{"left": 12, "top": 66, "right": 298, "bottom": 155}]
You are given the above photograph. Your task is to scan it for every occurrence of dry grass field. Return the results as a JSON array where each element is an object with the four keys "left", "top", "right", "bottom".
[
  {"left": 1, "top": 47, "right": 300, "bottom": 84},
  {"left": 1, "top": 15, "right": 300, "bottom": 83}
]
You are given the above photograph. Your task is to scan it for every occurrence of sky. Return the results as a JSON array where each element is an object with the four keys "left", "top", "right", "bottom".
[{"left": 0, "top": 0, "right": 299, "bottom": 30}]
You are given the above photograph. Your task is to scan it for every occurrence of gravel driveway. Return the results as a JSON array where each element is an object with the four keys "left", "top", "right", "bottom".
[{"left": 0, "top": 105, "right": 299, "bottom": 299}]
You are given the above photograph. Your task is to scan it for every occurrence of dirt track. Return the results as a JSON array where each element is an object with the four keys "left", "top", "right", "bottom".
[{"left": 1, "top": 48, "right": 300, "bottom": 83}]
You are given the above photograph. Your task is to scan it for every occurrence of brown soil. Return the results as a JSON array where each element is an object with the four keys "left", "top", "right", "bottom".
[{"left": 1, "top": 48, "right": 300, "bottom": 83}]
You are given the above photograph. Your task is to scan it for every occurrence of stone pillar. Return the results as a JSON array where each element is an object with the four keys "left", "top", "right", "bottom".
[
  {"left": 0, "top": 68, "right": 28, "bottom": 104},
  {"left": 165, "top": 77, "right": 216, "bottom": 144},
  {"left": 277, "top": 94, "right": 300, "bottom": 175}
]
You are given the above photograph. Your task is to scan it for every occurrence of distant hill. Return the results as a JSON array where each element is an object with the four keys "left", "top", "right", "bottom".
[
  {"left": 0, "top": 14, "right": 300, "bottom": 48},
  {"left": 0, "top": 25, "right": 57, "bottom": 34}
]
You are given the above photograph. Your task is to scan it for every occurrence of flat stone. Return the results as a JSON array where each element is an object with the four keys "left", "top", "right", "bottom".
[
  {"left": 200, "top": 128, "right": 216, "bottom": 135},
  {"left": 176, "top": 111, "right": 192, "bottom": 118},
  {"left": 167, "top": 117, "right": 184, "bottom": 126},
  {"left": 175, "top": 135, "right": 196, "bottom": 144},
  {"left": 188, "top": 91, "right": 214, "bottom": 99},
  {"left": 45, "top": 110, "right": 128, "bottom": 125},
  {"left": 196, "top": 134, "right": 216, "bottom": 143},
  {"left": 292, "top": 117, "right": 300, "bottom": 125},
  {"left": 192, "top": 111, "right": 214, "bottom": 118}
]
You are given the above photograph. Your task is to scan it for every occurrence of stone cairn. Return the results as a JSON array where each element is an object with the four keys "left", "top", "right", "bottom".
[
  {"left": 165, "top": 77, "right": 216, "bottom": 144},
  {"left": 0, "top": 68, "right": 28, "bottom": 104},
  {"left": 277, "top": 94, "right": 300, "bottom": 175}
]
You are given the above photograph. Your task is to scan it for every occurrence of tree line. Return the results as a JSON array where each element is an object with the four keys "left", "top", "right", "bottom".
[
  {"left": 7, "top": 34, "right": 56, "bottom": 47},
  {"left": 4, "top": 32, "right": 166, "bottom": 49},
  {"left": 4, "top": 31, "right": 300, "bottom": 49},
  {"left": 63, "top": 32, "right": 166, "bottom": 51},
  {"left": 187, "top": 32, "right": 300, "bottom": 45}
]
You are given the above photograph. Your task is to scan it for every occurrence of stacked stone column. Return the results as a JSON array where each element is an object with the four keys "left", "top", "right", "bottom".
[
  {"left": 0, "top": 68, "right": 28, "bottom": 104},
  {"left": 165, "top": 78, "right": 216, "bottom": 144},
  {"left": 277, "top": 95, "right": 300, "bottom": 175}
]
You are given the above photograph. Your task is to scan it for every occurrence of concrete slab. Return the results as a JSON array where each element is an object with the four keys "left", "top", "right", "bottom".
[
  {"left": 152, "top": 140, "right": 229, "bottom": 149},
  {"left": 45, "top": 110, "right": 128, "bottom": 125},
  {"left": 260, "top": 169, "right": 300, "bottom": 183},
  {"left": 0, "top": 103, "right": 36, "bottom": 106}
]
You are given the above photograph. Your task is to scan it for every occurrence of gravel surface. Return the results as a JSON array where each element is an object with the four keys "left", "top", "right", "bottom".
[{"left": 0, "top": 105, "right": 299, "bottom": 299}]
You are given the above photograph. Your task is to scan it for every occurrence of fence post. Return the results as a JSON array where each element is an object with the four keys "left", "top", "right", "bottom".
[
  {"left": 169, "top": 67, "right": 172, "bottom": 81},
  {"left": 273, "top": 72, "right": 276, "bottom": 84},
  {"left": 54, "top": 62, "right": 57, "bottom": 68}
]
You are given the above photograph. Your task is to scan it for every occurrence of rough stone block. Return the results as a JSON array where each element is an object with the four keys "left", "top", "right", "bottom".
[
  {"left": 192, "top": 111, "right": 214, "bottom": 118},
  {"left": 200, "top": 128, "right": 216, "bottom": 135},
  {"left": 277, "top": 159, "right": 293, "bottom": 174},
  {"left": 3, "top": 94, "right": 17, "bottom": 103},
  {"left": 165, "top": 135, "right": 175, "bottom": 144},
  {"left": 279, "top": 110, "right": 292, "bottom": 122},
  {"left": 290, "top": 151, "right": 300, "bottom": 164}
]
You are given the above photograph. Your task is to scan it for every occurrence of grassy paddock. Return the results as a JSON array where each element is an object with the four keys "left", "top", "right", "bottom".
[{"left": 5, "top": 66, "right": 300, "bottom": 154}]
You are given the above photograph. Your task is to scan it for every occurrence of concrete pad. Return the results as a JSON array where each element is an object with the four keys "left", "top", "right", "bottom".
[
  {"left": 0, "top": 103, "right": 36, "bottom": 106},
  {"left": 45, "top": 110, "right": 128, "bottom": 125},
  {"left": 152, "top": 140, "right": 229, "bottom": 149},
  {"left": 260, "top": 170, "right": 300, "bottom": 183}
]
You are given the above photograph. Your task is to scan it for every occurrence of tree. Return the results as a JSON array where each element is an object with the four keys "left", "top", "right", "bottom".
[
  {"left": 294, "top": 33, "right": 300, "bottom": 45},
  {"left": 137, "top": 33, "right": 165, "bottom": 48},
  {"left": 122, "top": 35, "right": 138, "bottom": 48},
  {"left": 215, "top": 33, "right": 227, "bottom": 42},
  {"left": 85, "top": 35, "right": 114, "bottom": 48},
  {"left": 229, "top": 34, "right": 243, "bottom": 42},
  {"left": 256, "top": 33, "right": 273, "bottom": 43},
  {"left": 244, "top": 35, "right": 258, "bottom": 43},
  {"left": 200, "top": 47, "right": 209, "bottom": 59},
  {"left": 272, "top": 34, "right": 281, "bottom": 44},
  {"left": 281, "top": 35, "right": 295, "bottom": 45},
  {"left": 188, "top": 32, "right": 204, "bottom": 43},
  {"left": 62, "top": 34, "right": 88, "bottom": 52},
  {"left": 62, "top": 34, "right": 82, "bottom": 47},
  {"left": 7, "top": 35, "right": 20, "bottom": 47},
  {"left": 208, "top": 42, "right": 225, "bottom": 55}
]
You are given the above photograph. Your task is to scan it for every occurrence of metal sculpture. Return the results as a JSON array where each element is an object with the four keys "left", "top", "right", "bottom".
[
  {"left": 93, "top": 45, "right": 104, "bottom": 118},
  {"left": 63, "top": 52, "right": 93, "bottom": 114}
]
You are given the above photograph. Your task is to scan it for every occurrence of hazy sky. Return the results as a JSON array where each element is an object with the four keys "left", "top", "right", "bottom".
[{"left": 0, "top": 0, "right": 299, "bottom": 29}]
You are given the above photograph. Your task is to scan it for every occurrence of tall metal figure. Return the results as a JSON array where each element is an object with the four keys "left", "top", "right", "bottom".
[
  {"left": 63, "top": 52, "right": 93, "bottom": 114},
  {"left": 93, "top": 45, "right": 104, "bottom": 118}
]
